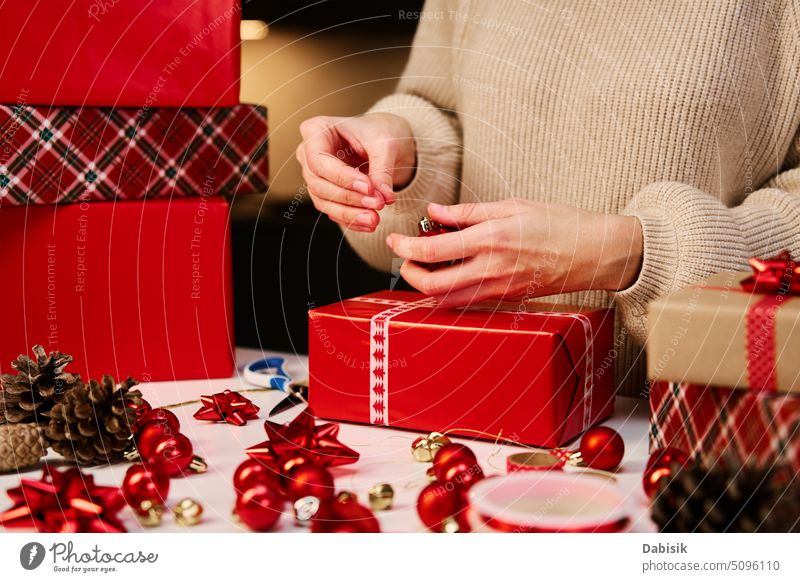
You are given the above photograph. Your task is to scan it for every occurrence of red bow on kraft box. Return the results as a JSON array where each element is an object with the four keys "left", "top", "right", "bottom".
[
  {"left": 648, "top": 251, "right": 800, "bottom": 393},
  {"left": 307, "top": 291, "right": 616, "bottom": 448}
]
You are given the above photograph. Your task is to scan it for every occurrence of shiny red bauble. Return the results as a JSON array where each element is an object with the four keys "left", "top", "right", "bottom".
[
  {"left": 146, "top": 433, "right": 195, "bottom": 477},
  {"left": 643, "top": 447, "right": 689, "bottom": 498},
  {"left": 128, "top": 399, "right": 152, "bottom": 429},
  {"left": 579, "top": 426, "right": 624, "bottom": 471},
  {"left": 284, "top": 463, "right": 335, "bottom": 502},
  {"left": 235, "top": 482, "right": 285, "bottom": 532},
  {"left": 233, "top": 459, "right": 279, "bottom": 494},
  {"left": 136, "top": 422, "right": 178, "bottom": 459},
  {"left": 122, "top": 463, "right": 170, "bottom": 514},
  {"left": 432, "top": 443, "right": 478, "bottom": 481},
  {"left": 417, "top": 481, "right": 470, "bottom": 533},
  {"left": 137, "top": 408, "right": 181, "bottom": 434}
]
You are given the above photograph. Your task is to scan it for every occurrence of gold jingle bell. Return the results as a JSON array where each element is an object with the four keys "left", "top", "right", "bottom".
[
  {"left": 368, "top": 483, "right": 394, "bottom": 511},
  {"left": 412, "top": 432, "right": 451, "bottom": 463},
  {"left": 136, "top": 500, "right": 164, "bottom": 528},
  {"left": 173, "top": 498, "right": 204, "bottom": 526}
]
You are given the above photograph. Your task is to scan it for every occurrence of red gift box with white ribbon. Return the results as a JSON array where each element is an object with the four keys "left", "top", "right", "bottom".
[
  {"left": 0, "top": 198, "right": 235, "bottom": 381},
  {"left": 0, "top": 0, "right": 241, "bottom": 107},
  {"left": 308, "top": 292, "right": 616, "bottom": 447}
]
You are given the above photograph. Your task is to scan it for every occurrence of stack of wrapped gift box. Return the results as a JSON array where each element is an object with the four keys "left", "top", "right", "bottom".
[
  {"left": 0, "top": 1, "right": 268, "bottom": 381},
  {"left": 647, "top": 252, "right": 800, "bottom": 471}
]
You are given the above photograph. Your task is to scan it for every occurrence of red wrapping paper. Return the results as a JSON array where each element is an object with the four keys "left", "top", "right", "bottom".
[
  {"left": 649, "top": 381, "right": 800, "bottom": 472},
  {"left": 0, "top": 104, "right": 268, "bottom": 206},
  {"left": 308, "top": 292, "right": 616, "bottom": 447},
  {"left": 0, "top": 0, "right": 240, "bottom": 107},
  {"left": 0, "top": 198, "right": 234, "bottom": 381}
]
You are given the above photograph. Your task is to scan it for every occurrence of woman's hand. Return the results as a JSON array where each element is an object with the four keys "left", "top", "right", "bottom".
[
  {"left": 387, "top": 199, "right": 643, "bottom": 307},
  {"left": 297, "top": 113, "right": 416, "bottom": 232}
]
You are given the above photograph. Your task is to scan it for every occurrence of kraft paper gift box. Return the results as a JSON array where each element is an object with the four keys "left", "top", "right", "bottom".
[
  {"left": 0, "top": 198, "right": 234, "bottom": 381},
  {"left": 0, "top": 0, "right": 241, "bottom": 107},
  {"left": 647, "top": 261, "right": 800, "bottom": 392},
  {"left": 308, "top": 291, "right": 616, "bottom": 447}
]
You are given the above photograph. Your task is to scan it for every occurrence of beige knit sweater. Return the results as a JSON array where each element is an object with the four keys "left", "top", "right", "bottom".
[{"left": 343, "top": 0, "right": 800, "bottom": 397}]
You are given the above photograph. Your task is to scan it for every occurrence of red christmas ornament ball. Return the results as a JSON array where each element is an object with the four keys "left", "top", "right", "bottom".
[
  {"left": 235, "top": 482, "right": 285, "bottom": 532},
  {"left": 129, "top": 399, "right": 152, "bottom": 429},
  {"left": 137, "top": 408, "right": 181, "bottom": 434},
  {"left": 233, "top": 459, "right": 279, "bottom": 494},
  {"left": 136, "top": 422, "right": 178, "bottom": 459},
  {"left": 417, "top": 481, "right": 470, "bottom": 533},
  {"left": 579, "top": 426, "right": 624, "bottom": 471},
  {"left": 146, "top": 433, "right": 195, "bottom": 477},
  {"left": 311, "top": 493, "right": 381, "bottom": 533},
  {"left": 284, "top": 463, "right": 335, "bottom": 502},
  {"left": 122, "top": 463, "right": 170, "bottom": 513},
  {"left": 643, "top": 447, "right": 689, "bottom": 498},
  {"left": 432, "top": 443, "right": 478, "bottom": 482}
]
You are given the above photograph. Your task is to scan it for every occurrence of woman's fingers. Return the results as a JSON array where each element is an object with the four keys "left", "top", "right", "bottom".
[
  {"left": 304, "top": 169, "right": 384, "bottom": 210},
  {"left": 427, "top": 199, "right": 524, "bottom": 228},
  {"left": 300, "top": 118, "right": 373, "bottom": 195},
  {"left": 400, "top": 257, "right": 492, "bottom": 297},
  {"left": 386, "top": 223, "right": 492, "bottom": 263},
  {"left": 309, "top": 194, "right": 379, "bottom": 232}
]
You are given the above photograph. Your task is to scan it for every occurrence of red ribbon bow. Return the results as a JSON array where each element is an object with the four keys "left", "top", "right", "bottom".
[
  {"left": 194, "top": 389, "right": 260, "bottom": 426},
  {"left": 245, "top": 407, "right": 359, "bottom": 468},
  {"left": 740, "top": 250, "right": 800, "bottom": 295},
  {"left": 0, "top": 466, "right": 126, "bottom": 533},
  {"left": 739, "top": 251, "right": 800, "bottom": 391}
]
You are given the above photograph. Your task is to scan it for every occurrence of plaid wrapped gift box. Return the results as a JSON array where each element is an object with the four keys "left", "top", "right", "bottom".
[
  {"left": 649, "top": 381, "right": 800, "bottom": 472},
  {"left": 0, "top": 104, "right": 268, "bottom": 205}
]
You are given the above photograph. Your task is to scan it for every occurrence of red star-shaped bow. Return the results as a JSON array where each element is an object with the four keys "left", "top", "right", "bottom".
[
  {"left": 193, "top": 389, "right": 260, "bottom": 426},
  {"left": 0, "top": 466, "right": 126, "bottom": 533},
  {"left": 741, "top": 250, "right": 800, "bottom": 295},
  {"left": 245, "top": 407, "right": 359, "bottom": 468}
]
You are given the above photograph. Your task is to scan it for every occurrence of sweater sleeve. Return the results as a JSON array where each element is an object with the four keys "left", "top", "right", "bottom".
[
  {"left": 613, "top": 133, "right": 800, "bottom": 345},
  {"left": 343, "top": 0, "right": 463, "bottom": 272}
]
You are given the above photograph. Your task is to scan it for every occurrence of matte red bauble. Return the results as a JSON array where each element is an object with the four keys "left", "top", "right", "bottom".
[
  {"left": 579, "top": 426, "right": 624, "bottom": 471},
  {"left": 233, "top": 459, "right": 279, "bottom": 494},
  {"left": 137, "top": 408, "right": 181, "bottom": 433},
  {"left": 235, "top": 482, "right": 285, "bottom": 532},
  {"left": 136, "top": 422, "right": 177, "bottom": 459},
  {"left": 122, "top": 463, "right": 170, "bottom": 514},
  {"left": 146, "top": 433, "right": 195, "bottom": 477},
  {"left": 310, "top": 492, "right": 380, "bottom": 533},
  {"left": 417, "top": 481, "right": 470, "bottom": 533},
  {"left": 643, "top": 447, "right": 689, "bottom": 498},
  {"left": 285, "top": 463, "right": 335, "bottom": 502}
]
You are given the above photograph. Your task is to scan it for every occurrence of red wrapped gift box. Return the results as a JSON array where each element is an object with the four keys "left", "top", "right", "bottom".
[
  {"left": 0, "top": 0, "right": 240, "bottom": 107},
  {"left": 649, "top": 381, "right": 800, "bottom": 472},
  {"left": 308, "top": 292, "right": 616, "bottom": 447},
  {"left": 0, "top": 198, "right": 235, "bottom": 381},
  {"left": 0, "top": 104, "right": 268, "bottom": 205}
]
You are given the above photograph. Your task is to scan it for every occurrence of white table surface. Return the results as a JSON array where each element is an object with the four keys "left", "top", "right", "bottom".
[{"left": 1, "top": 348, "right": 657, "bottom": 533}]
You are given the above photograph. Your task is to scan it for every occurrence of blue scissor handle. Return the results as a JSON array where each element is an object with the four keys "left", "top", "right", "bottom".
[{"left": 243, "top": 356, "right": 292, "bottom": 391}]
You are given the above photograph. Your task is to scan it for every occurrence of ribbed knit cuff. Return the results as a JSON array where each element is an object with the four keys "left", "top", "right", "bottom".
[
  {"left": 612, "top": 181, "right": 750, "bottom": 344},
  {"left": 614, "top": 208, "right": 678, "bottom": 320},
  {"left": 369, "top": 93, "right": 461, "bottom": 213}
]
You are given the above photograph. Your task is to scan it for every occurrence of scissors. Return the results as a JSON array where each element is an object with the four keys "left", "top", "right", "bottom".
[{"left": 243, "top": 356, "right": 309, "bottom": 417}]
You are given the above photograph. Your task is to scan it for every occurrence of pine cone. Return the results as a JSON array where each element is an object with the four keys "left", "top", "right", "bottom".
[
  {"left": 651, "top": 459, "right": 800, "bottom": 533},
  {"left": 1, "top": 345, "right": 80, "bottom": 424},
  {"left": 44, "top": 375, "right": 142, "bottom": 465},
  {"left": 0, "top": 422, "right": 47, "bottom": 471}
]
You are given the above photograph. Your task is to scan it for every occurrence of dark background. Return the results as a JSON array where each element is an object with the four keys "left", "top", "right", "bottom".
[{"left": 231, "top": 0, "right": 424, "bottom": 355}]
